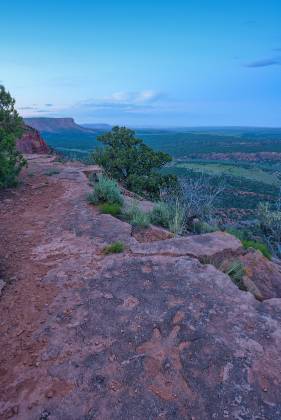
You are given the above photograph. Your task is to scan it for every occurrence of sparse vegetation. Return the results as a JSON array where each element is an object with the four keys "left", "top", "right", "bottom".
[
  {"left": 103, "top": 241, "right": 125, "bottom": 254},
  {"left": 258, "top": 200, "right": 281, "bottom": 256},
  {"left": 180, "top": 174, "right": 224, "bottom": 225},
  {"left": 222, "top": 260, "right": 245, "bottom": 290},
  {"left": 88, "top": 175, "right": 124, "bottom": 206},
  {"left": 99, "top": 202, "right": 122, "bottom": 216},
  {"left": 226, "top": 226, "right": 272, "bottom": 259},
  {"left": 241, "top": 239, "right": 272, "bottom": 259},
  {"left": 150, "top": 201, "right": 171, "bottom": 228},
  {"left": 150, "top": 195, "right": 186, "bottom": 235},
  {"left": 0, "top": 85, "right": 26, "bottom": 188},
  {"left": 192, "top": 221, "right": 218, "bottom": 234},
  {"left": 44, "top": 168, "right": 60, "bottom": 176},
  {"left": 125, "top": 203, "right": 150, "bottom": 228},
  {"left": 166, "top": 197, "right": 186, "bottom": 235}
]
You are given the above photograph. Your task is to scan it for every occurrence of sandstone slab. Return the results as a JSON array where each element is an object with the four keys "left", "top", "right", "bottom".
[
  {"left": 131, "top": 231, "right": 242, "bottom": 261},
  {"left": 42, "top": 255, "right": 281, "bottom": 419}
]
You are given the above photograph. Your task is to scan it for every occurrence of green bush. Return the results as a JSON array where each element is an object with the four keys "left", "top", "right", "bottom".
[
  {"left": 241, "top": 239, "right": 271, "bottom": 259},
  {"left": 103, "top": 241, "right": 125, "bottom": 254},
  {"left": 193, "top": 221, "right": 218, "bottom": 234},
  {"left": 126, "top": 203, "right": 150, "bottom": 228},
  {"left": 0, "top": 85, "right": 26, "bottom": 188},
  {"left": 223, "top": 260, "right": 245, "bottom": 290},
  {"left": 149, "top": 198, "right": 186, "bottom": 235},
  {"left": 92, "top": 126, "right": 176, "bottom": 199},
  {"left": 150, "top": 202, "right": 170, "bottom": 228},
  {"left": 99, "top": 202, "right": 122, "bottom": 216},
  {"left": 226, "top": 227, "right": 248, "bottom": 241},
  {"left": 168, "top": 198, "right": 186, "bottom": 235},
  {"left": 88, "top": 176, "right": 123, "bottom": 206}
]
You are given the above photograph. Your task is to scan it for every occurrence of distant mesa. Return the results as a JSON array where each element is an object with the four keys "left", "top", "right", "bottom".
[
  {"left": 24, "top": 117, "right": 111, "bottom": 133},
  {"left": 82, "top": 123, "right": 112, "bottom": 130}
]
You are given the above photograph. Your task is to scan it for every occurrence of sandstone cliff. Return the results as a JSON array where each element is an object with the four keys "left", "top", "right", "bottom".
[{"left": 16, "top": 125, "right": 50, "bottom": 154}]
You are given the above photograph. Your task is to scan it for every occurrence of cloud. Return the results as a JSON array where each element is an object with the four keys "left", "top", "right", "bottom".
[
  {"left": 45, "top": 103, "right": 53, "bottom": 107},
  {"left": 18, "top": 106, "right": 37, "bottom": 110},
  {"left": 77, "top": 90, "right": 165, "bottom": 113},
  {"left": 245, "top": 57, "right": 281, "bottom": 68}
]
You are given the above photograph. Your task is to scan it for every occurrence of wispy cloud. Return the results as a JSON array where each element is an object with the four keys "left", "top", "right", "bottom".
[
  {"left": 77, "top": 90, "right": 165, "bottom": 113},
  {"left": 19, "top": 106, "right": 37, "bottom": 110},
  {"left": 245, "top": 57, "right": 281, "bottom": 68},
  {"left": 45, "top": 103, "right": 53, "bottom": 107}
]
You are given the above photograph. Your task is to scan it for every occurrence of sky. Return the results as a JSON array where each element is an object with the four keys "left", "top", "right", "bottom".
[{"left": 0, "top": 0, "right": 280, "bottom": 127}]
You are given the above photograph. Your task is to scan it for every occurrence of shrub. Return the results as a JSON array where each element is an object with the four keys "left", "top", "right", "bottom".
[
  {"left": 150, "top": 202, "right": 170, "bottom": 228},
  {"left": 167, "top": 197, "right": 186, "bottom": 235},
  {"left": 126, "top": 203, "right": 150, "bottom": 228},
  {"left": 180, "top": 174, "right": 224, "bottom": 224},
  {"left": 192, "top": 221, "right": 218, "bottom": 234},
  {"left": 226, "top": 227, "right": 271, "bottom": 259},
  {"left": 99, "top": 202, "right": 122, "bottom": 216},
  {"left": 258, "top": 201, "right": 281, "bottom": 248},
  {"left": 0, "top": 85, "right": 26, "bottom": 188},
  {"left": 223, "top": 260, "right": 245, "bottom": 290},
  {"left": 44, "top": 168, "right": 60, "bottom": 176},
  {"left": 103, "top": 241, "right": 124, "bottom": 254},
  {"left": 241, "top": 239, "right": 272, "bottom": 259},
  {"left": 226, "top": 227, "right": 247, "bottom": 241},
  {"left": 88, "top": 176, "right": 123, "bottom": 206},
  {"left": 152, "top": 190, "right": 187, "bottom": 235},
  {"left": 92, "top": 126, "right": 175, "bottom": 199}
]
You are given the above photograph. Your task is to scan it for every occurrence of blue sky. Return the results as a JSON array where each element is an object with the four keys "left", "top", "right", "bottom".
[{"left": 0, "top": 0, "right": 280, "bottom": 126}]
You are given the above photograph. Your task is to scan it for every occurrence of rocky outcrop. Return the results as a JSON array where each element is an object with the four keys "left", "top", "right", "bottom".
[
  {"left": 1, "top": 155, "right": 281, "bottom": 418},
  {"left": 16, "top": 125, "right": 50, "bottom": 154},
  {"left": 239, "top": 249, "right": 281, "bottom": 300},
  {"left": 131, "top": 231, "right": 242, "bottom": 260}
]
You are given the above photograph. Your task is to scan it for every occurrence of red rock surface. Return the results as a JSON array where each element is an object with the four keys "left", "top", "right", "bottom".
[
  {"left": 133, "top": 224, "right": 174, "bottom": 242},
  {"left": 0, "top": 155, "right": 281, "bottom": 419},
  {"left": 16, "top": 125, "right": 50, "bottom": 154},
  {"left": 239, "top": 249, "right": 281, "bottom": 300}
]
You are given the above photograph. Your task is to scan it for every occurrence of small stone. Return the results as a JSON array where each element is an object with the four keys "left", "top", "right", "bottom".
[
  {"left": 46, "top": 390, "right": 54, "bottom": 399},
  {"left": 12, "top": 405, "right": 19, "bottom": 414}
]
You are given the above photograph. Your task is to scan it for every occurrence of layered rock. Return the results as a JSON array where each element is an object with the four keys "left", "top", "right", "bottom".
[
  {"left": 239, "top": 249, "right": 281, "bottom": 300},
  {"left": 130, "top": 231, "right": 242, "bottom": 260},
  {"left": 16, "top": 125, "right": 50, "bottom": 154}
]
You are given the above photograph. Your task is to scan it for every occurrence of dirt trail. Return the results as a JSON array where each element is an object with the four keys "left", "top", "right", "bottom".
[
  {"left": 1, "top": 155, "right": 281, "bottom": 419},
  {"left": 0, "top": 155, "right": 135, "bottom": 418}
]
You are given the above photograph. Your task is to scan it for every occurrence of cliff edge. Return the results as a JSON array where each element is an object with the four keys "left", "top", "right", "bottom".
[{"left": 0, "top": 155, "right": 281, "bottom": 419}]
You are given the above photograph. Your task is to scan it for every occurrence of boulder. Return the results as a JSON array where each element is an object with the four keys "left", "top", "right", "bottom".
[{"left": 239, "top": 249, "right": 281, "bottom": 300}]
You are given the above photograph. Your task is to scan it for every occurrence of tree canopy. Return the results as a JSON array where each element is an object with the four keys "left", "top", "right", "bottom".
[
  {"left": 92, "top": 126, "right": 176, "bottom": 199},
  {"left": 0, "top": 85, "right": 26, "bottom": 188}
]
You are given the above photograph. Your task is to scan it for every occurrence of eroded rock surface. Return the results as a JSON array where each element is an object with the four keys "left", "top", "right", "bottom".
[
  {"left": 0, "top": 155, "right": 281, "bottom": 419},
  {"left": 131, "top": 231, "right": 242, "bottom": 261},
  {"left": 240, "top": 249, "right": 281, "bottom": 300},
  {"left": 16, "top": 125, "right": 50, "bottom": 154}
]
